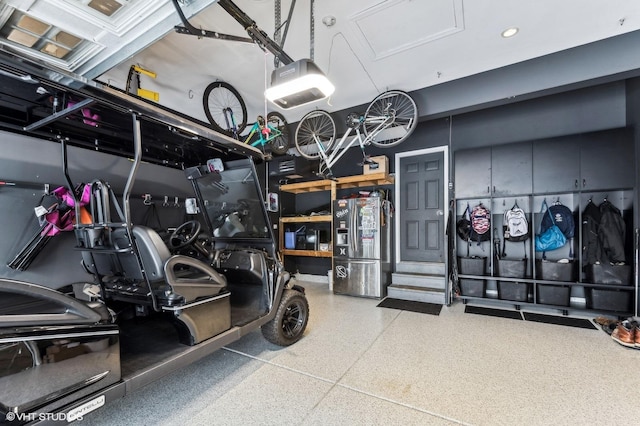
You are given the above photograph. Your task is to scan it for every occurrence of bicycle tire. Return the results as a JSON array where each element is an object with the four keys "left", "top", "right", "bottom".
[
  {"left": 267, "top": 111, "right": 290, "bottom": 156},
  {"left": 203, "top": 81, "right": 247, "bottom": 137},
  {"left": 364, "top": 90, "right": 418, "bottom": 148},
  {"left": 294, "top": 110, "right": 336, "bottom": 160}
]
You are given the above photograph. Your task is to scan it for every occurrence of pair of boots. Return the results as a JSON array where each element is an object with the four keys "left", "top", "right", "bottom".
[{"left": 611, "top": 319, "right": 640, "bottom": 349}]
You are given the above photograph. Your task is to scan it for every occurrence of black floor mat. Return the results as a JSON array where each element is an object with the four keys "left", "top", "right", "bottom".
[
  {"left": 522, "top": 312, "right": 598, "bottom": 329},
  {"left": 464, "top": 305, "right": 523, "bottom": 320},
  {"left": 377, "top": 298, "right": 442, "bottom": 315}
]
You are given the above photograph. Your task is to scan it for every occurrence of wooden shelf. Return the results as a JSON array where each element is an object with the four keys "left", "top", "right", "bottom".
[
  {"left": 335, "top": 172, "right": 394, "bottom": 188},
  {"left": 279, "top": 172, "right": 394, "bottom": 194},
  {"left": 280, "top": 249, "right": 332, "bottom": 258},
  {"left": 280, "top": 215, "right": 332, "bottom": 223},
  {"left": 278, "top": 172, "right": 393, "bottom": 259},
  {"left": 280, "top": 179, "right": 334, "bottom": 194}
]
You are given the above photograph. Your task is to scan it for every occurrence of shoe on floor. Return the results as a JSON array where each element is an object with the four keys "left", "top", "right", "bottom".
[
  {"left": 636, "top": 323, "right": 640, "bottom": 349},
  {"left": 611, "top": 320, "right": 636, "bottom": 348},
  {"left": 594, "top": 316, "right": 618, "bottom": 335},
  {"left": 594, "top": 316, "right": 616, "bottom": 326}
]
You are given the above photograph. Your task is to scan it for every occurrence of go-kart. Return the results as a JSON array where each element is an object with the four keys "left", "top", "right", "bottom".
[{"left": 0, "top": 50, "right": 308, "bottom": 424}]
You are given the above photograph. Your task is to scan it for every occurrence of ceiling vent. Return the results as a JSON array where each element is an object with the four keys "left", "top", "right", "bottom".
[{"left": 350, "top": 0, "right": 465, "bottom": 60}]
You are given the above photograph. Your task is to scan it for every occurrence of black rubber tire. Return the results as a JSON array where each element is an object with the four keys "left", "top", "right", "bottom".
[
  {"left": 203, "top": 81, "right": 247, "bottom": 137},
  {"left": 294, "top": 110, "right": 336, "bottom": 159},
  {"left": 364, "top": 90, "right": 418, "bottom": 148},
  {"left": 267, "top": 111, "right": 290, "bottom": 155},
  {"left": 261, "top": 289, "right": 309, "bottom": 346}
]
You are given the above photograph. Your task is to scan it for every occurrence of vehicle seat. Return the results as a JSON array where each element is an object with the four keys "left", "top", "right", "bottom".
[{"left": 131, "top": 226, "right": 227, "bottom": 306}]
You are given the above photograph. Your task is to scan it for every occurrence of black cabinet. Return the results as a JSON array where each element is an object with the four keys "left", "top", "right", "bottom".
[
  {"left": 455, "top": 143, "right": 532, "bottom": 198},
  {"left": 533, "top": 129, "right": 634, "bottom": 194},
  {"left": 532, "top": 139, "right": 580, "bottom": 193},
  {"left": 454, "top": 147, "right": 491, "bottom": 198},
  {"left": 491, "top": 142, "right": 532, "bottom": 196},
  {"left": 579, "top": 129, "right": 634, "bottom": 191}
]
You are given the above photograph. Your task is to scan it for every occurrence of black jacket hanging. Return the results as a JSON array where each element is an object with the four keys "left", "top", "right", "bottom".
[
  {"left": 598, "top": 200, "right": 626, "bottom": 263},
  {"left": 581, "top": 200, "right": 601, "bottom": 265}
]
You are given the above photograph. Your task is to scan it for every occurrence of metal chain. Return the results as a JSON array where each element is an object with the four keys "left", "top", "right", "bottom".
[
  {"left": 274, "top": 0, "right": 281, "bottom": 68},
  {"left": 275, "top": 0, "right": 282, "bottom": 45},
  {"left": 310, "top": 0, "right": 315, "bottom": 61}
]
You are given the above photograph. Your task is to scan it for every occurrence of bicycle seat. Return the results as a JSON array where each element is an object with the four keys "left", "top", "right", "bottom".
[{"left": 345, "top": 112, "right": 362, "bottom": 129}]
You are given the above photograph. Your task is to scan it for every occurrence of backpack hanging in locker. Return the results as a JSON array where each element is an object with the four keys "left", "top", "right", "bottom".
[
  {"left": 469, "top": 203, "right": 491, "bottom": 244},
  {"left": 502, "top": 201, "right": 529, "bottom": 258}
]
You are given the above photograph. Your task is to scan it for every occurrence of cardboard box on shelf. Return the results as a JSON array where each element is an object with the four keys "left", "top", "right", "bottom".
[{"left": 363, "top": 155, "right": 388, "bottom": 175}]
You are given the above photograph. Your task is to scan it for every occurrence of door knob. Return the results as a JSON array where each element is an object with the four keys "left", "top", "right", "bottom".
[{"left": 437, "top": 210, "right": 444, "bottom": 216}]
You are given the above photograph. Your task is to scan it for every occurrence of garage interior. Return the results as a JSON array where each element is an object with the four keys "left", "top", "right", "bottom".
[{"left": 1, "top": 0, "right": 640, "bottom": 424}]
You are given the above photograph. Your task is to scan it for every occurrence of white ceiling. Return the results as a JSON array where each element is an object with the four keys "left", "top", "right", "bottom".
[{"left": 3, "top": 0, "right": 640, "bottom": 124}]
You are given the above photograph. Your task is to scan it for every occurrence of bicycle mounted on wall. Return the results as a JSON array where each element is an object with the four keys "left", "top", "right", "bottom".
[
  {"left": 202, "top": 80, "right": 290, "bottom": 156},
  {"left": 294, "top": 90, "right": 418, "bottom": 177}
]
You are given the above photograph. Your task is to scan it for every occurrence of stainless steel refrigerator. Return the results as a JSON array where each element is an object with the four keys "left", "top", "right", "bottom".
[{"left": 333, "top": 197, "right": 391, "bottom": 298}]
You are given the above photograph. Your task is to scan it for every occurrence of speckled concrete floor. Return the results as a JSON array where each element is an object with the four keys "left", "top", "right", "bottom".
[{"left": 81, "top": 279, "right": 640, "bottom": 426}]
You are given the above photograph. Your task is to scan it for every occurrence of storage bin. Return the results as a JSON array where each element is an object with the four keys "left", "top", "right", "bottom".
[
  {"left": 585, "top": 264, "right": 632, "bottom": 286},
  {"left": 587, "top": 288, "right": 632, "bottom": 312},
  {"left": 498, "top": 281, "right": 530, "bottom": 302},
  {"left": 535, "top": 259, "right": 576, "bottom": 282},
  {"left": 537, "top": 284, "right": 570, "bottom": 307},
  {"left": 496, "top": 258, "right": 527, "bottom": 278},
  {"left": 284, "top": 231, "right": 296, "bottom": 249},
  {"left": 457, "top": 256, "right": 487, "bottom": 276},
  {"left": 460, "top": 278, "right": 486, "bottom": 298}
]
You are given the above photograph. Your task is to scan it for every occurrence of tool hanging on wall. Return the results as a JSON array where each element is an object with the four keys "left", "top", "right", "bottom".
[
  {"left": 126, "top": 65, "right": 159, "bottom": 102},
  {"left": 7, "top": 184, "right": 91, "bottom": 271}
]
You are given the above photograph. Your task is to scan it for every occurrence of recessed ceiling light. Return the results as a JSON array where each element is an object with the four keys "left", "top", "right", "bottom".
[{"left": 501, "top": 27, "right": 519, "bottom": 38}]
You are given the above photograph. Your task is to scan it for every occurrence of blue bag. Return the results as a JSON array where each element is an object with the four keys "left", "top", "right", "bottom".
[
  {"left": 535, "top": 200, "right": 566, "bottom": 253},
  {"left": 541, "top": 202, "right": 575, "bottom": 239}
]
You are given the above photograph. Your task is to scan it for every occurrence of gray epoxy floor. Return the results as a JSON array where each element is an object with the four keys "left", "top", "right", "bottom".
[{"left": 81, "top": 279, "right": 640, "bottom": 426}]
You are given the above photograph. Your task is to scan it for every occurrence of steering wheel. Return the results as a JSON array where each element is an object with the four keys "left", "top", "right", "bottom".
[{"left": 169, "top": 220, "right": 202, "bottom": 250}]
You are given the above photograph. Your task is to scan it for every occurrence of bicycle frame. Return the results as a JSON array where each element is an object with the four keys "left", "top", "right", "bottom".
[
  {"left": 243, "top": 118, "right": 283, "bottom": 148},
  {"left": 223, "top": 107, "right": 239, "bottom": 139},
  {"left": 223, "top": 108, "right": 282, "bottom": 148},
  {"left": 315, "top": 113, "right": 393, "bottom": 176}
]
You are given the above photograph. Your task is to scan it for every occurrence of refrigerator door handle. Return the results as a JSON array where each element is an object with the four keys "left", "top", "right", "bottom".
[{"left": 350, "top": 201, "right": 357, "bottom": 254}]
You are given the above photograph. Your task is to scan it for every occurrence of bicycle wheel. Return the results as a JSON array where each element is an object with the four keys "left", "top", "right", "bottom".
[
  {"left": 294, "top": 110, "right": 336, "bottom": 160},
  {"left": 266, "top": 111, "right": 290, "bottom": 156},
  {"left": 364, "top": 90, "right": 418, "bottom": 148},
  {"left": 203, "top": 81, "right": 247, "bottom": 137}
]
